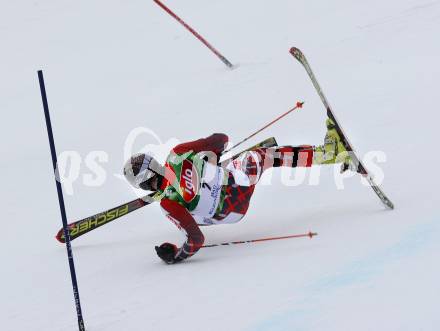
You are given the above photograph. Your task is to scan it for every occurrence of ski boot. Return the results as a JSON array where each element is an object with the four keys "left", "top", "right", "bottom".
[{"left": 313, "top": 118, "right": 357, "bottom": 172}]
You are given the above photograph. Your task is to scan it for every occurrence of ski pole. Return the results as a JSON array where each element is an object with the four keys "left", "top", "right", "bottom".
[
  {"left": 222, "top": 101, "right": 304, "bottom": 155},
  {"left": 153, "top": 0, "right": 233, "bottom": 68},
  {"left": 202, "top": 231, "right": 317, "bottom": 248}
]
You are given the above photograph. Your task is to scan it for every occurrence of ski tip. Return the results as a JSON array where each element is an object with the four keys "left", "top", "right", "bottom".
[
  {"left": 55, "top": 230, "right": 65, "bottom": 243},
  {"left": 289, "top": 47, "right": 301, "bottom": 55}
]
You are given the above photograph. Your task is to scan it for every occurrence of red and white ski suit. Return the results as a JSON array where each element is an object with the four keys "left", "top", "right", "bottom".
[{"left": 159, "top": 134, "right": 313, "bottom": 262}]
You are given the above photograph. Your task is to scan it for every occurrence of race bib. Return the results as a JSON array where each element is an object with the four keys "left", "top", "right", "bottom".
[{"left": 191, "top": 161, "right": 224, "bottom": 221}]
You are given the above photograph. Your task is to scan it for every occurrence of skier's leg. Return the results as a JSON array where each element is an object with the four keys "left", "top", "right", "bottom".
[
  {"left": 213, "top": 173, "right": 255, "bottom": 222},
  {"left": 226, "top": 146, "right": 313, "bottom": 187},
  {"left": 216, "top": 144, "right": 315, "bottom": 221},
  {"left": 227, "top": 118, "right": 352, "bottom": 186},
  {"left": 257, "top": 145, "right": 314, "bottom": 172},
  {"left": 249, "top": 118, "right": 353, "bottom": 176}
]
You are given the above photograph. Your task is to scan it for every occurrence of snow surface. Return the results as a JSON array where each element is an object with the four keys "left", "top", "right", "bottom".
[{"left": 1, "top": 0, "right": 440, "bottom": 330}]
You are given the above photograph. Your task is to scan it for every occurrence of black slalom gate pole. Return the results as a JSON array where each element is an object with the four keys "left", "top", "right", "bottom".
[{"left": 38, "top": 70, "right": 86, "bottom": 331}]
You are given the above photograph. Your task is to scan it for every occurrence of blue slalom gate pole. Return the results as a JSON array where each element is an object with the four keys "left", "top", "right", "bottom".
[{"left": 38, "top": 70, "right": 86, "bottom": 331}]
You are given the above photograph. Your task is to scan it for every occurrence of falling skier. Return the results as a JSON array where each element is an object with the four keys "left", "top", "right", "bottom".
[{"left": 123, "top": 119, "right": 353, "bottom": 264}]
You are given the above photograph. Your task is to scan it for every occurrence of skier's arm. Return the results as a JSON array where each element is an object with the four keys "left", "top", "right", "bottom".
[
  {"left": 173, "top": 133, "right": 228, "bottom": 155},
  {"left": 157, "top": 199, "right": 205, "bottom": 264}
]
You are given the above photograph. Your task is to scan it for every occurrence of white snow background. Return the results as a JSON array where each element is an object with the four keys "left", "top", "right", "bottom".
[{"left": 1, "top": 0, "right": 440, "bottom": 330}]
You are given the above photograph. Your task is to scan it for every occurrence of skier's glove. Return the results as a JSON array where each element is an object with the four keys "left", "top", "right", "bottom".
[{"left": 155, "top": 242, "right": 178, "bottom": 264}]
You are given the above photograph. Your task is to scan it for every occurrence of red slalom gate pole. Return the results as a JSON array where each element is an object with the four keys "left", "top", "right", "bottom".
[
  {"left": 202, "top": 231, "right": 317, "bottom": 248},
  {"left": 222, "top": 101, "right": 304, "bottom": 155},
  {"left": 153, "top": 0, "right": 234, "bottom": 68}
]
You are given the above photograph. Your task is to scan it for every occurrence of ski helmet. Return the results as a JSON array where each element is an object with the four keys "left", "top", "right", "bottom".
[{"left": 123, "top": 153, "right": 164, "bottom": 190}]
